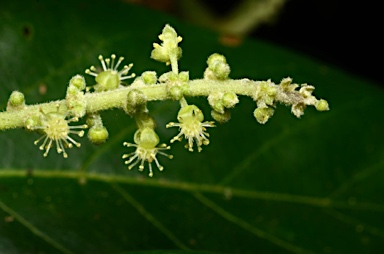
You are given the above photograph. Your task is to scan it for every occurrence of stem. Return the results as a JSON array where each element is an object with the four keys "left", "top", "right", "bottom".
[
  {"left": 170, "top": 54, "right": 179, "bottom": 74},
  {"left": 179, "top": 97, "right": 188, "bottom": 108},
  {"left": 0, "top": 78, "right": 304, "bottom": 131}
]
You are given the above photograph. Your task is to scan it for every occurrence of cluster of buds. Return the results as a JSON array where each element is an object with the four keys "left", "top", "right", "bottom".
[{"left": 0, "top": 24, "right": 329, "bottom": 177}]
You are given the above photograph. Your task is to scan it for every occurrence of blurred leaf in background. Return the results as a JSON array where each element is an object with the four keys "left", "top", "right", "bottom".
[{"left": 0, "top": 0, "right": 383, "bottom": 253}]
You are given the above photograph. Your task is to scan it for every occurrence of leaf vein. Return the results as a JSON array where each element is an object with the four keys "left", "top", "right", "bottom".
[
  {"left": 0, "top": 199, "right": 74, "bottom": 254},
  {"left": 111, "top": 183, "right": 190, "bottom": 250},
  {"left": 1, "top": 170, "right": 384, "bottom": 212},
  {"left": 193, "top": 192, "right": 314, "bottom": 254}
]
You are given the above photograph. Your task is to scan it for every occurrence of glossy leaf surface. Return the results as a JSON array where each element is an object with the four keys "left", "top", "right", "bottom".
[{"left": 0, "top": 1, "right": 383, "bottom": 253}]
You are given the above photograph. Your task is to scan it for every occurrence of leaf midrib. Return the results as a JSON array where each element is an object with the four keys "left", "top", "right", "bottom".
[{"left": 1, "top": 169, "right": 383, "bottom": 212}]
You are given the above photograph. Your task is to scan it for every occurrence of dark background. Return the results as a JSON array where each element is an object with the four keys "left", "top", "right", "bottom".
[
  {"left": 251, "top": 0, "right": 383, "bottom": 86},
  {"left": 136, "top": 0, "right": 383, "bottom": 86}
]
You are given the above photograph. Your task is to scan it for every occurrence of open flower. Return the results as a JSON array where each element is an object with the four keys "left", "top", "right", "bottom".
[
  {"left": 166, "top": 105, "right": 215, "bottom": 152},
  {"left": 85, "top": 54, "right": 135, "bottom": 92},
  {"left": 28, "top": 106, "right": 88, "bottom": 158},
  {"left": 122, "top": 127, "right": 172, "bottom": 177}
]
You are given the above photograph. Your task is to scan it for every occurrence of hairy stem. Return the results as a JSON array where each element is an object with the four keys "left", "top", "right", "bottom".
[{"left": 0, "top": 78, "right": 292, "bottom": 130}]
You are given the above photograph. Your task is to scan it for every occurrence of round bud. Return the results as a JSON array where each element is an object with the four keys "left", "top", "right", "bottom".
[
  {"left": 211, "top": 101, "right": 224, "bottom": 114},
  {"left": 254, "top": 107, "right": 274, "bottom": 124},
  {"left": 141, "top": 71, "right": 157, "bottom": 85},
  {"left": 127, "top": 89, "right": 147, "bottom": 105},
  {"left": 315, "top": 99, "right": 329, "bottom": 111},
  {"left": 69, "top": 75, "right": 86, "bottom": 90},
  {"left": 207, "top": 53, "right": 227, "bottom": 66},
  {"left": 210, "top": 61, "right": 230, "bottom": 80},
  {"left": 222, "top": 92, "right": 239, "bottom": 108},
  {"left": 88, "top": 126, "right": 109, "bottom": 145},
  {"left": 8, "top": 91, "right": 25, "bottom": 107},
  {"left": 126, "top": 89, "right": 147, "bottom": 115},
  {"left": 211, "top": 109, "right": 231, "bottom": 123},
  {"left": 168, "top": 72, "right": 178, "bottom": 82},
  {"left": 178, "top": 71, "right": 189, "bottom": 82},
  {"left": 66, "top": 85, "right": 79, "bottom": 95}
]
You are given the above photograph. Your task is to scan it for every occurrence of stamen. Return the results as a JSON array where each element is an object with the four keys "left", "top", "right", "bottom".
[
  {"left": 43, "top": 139, "right": 53, "bottom": 157},
  {"left": 85, "top": 69, "right": 97, "bottom": 77},
  {"left": 111, "top": 54, "right": 116, "bottom": 69},
  {"left": 148, "top": 163, "right": 153, "bottom": 177},
  {"left": 66, "top": 136, "right": 81, "bottom": 147},
  {"left": 128, "top": 157, "right": 140, "bottom": 169},
  {"left": 98, "top": 55, "right": 107, "bottom": 71},
  {"left": 114, "top": 56, "right": 124, "bottom": 70},
  {"left": 120, "top": 74, "right": 136, "bottom": 81},
  {"left": 34, "top": 135, "right": 46, "bottom": 145},
  {"left": 40, "top": 136, "right": 50, "bottom": 150},
  {"left": 56, "top": 139, "right": 62, "bottom": 153},
  {"left": 105, "top": 58, "right": 110, "bottom": 69}
]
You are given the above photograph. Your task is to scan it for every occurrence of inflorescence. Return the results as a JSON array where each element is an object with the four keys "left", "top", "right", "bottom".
[{"left": 0, "top": 24, "right": 329, "bottom": 177}]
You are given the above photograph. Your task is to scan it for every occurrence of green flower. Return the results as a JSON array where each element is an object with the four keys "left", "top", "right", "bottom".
[
  {"left": 167, "top": 105, "right": 215, "bottom": 152},
  {"left": 85, "top": 54, "right": 135, "bottom": 92},
  {"left": 122, "top": 127, "right": 172, "bottom": 177},
  {"left": 28, "top": 107, "right": 87, "bottom": 158}
]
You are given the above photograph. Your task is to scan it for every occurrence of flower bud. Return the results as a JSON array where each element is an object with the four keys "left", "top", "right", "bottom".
[
  {"left": 211, "top": 109, "right": 231, "bottom": 123},
  {"left": 141, "top": 71, "right": 157, "bottom": 85},
  {"left": 88, "top": 126, "right": 109, "bottom": 145},
  {"left": 69, "top": 75, "right": 86, "bottom": 90},
  {"left": 125, "top": 89, "right": 147, "bottom": 115},
  {"left": 151, "top": 25, "right": 182, "bottom": 64},
  {"left": 207, "top": 53, "right": 227, "bottom": 66},
  {"left": 66, "top": 84, "right": 86, "bottom": 118},
  {"left": 7, "top": 91, "right": 26, "bottom": 111},
  {"left": 222, "top": 92, "right": 239, "bottom": 108},
  {"left": 315, "top": 99, "right": 329, "bottom": 111},
  {"left": 178, "top": 71, "right": 189, "bottom": 82},
  {"left": 206, "top": 53, "right": 230, "bottom": 80},
  {"left": 254, "top": 107, "right": 275, "bottom": 124},
  {"left": 211, "top": 61, "right": 230, "bottom": 80},
  {"left": 208, "top": 92, "right": 224, "bottom": 113}
]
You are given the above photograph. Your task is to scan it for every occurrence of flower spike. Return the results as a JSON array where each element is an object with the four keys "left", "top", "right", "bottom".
[
  {"left": 166, "top": 105, "right": 215, "bottom": 152},
  {"left": 122, "top": 127, "right": 173, "bottom": 177}
]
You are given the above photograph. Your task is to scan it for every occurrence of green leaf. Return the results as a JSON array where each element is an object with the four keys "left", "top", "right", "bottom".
[{"left": 1, "top": 1, "right": 383, "bottom": 253}]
